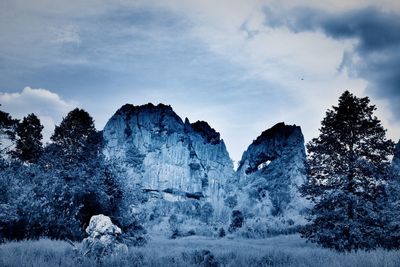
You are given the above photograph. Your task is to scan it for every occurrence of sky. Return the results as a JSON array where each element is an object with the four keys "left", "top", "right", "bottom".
[{"left": 0, "top": 0, "right": 399, "bottom": 163}]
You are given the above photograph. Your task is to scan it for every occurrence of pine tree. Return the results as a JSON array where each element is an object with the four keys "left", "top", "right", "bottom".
[
  {"left": 380, "top": 140, "right": 400, "bottom": 249},
  {"left": 14, "top": 113, "right": 43, "bottom": 163},
  {"left": 301, "top": 91, "right": 394, "bottom": 251}
]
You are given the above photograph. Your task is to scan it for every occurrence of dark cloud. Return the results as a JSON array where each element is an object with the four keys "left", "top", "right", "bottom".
[{"left": 264, "top": 6, "right": 400, "bottom": 119}]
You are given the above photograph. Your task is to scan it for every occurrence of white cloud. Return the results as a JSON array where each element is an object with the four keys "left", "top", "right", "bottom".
[
  {"left": 1, "top": 0, "right": 399, "bottom": 160},
  {"left": 149, "top": 0, "right": 399, "bottom": 135},
  {"left": 0, "top": 87, "right": 77, "bottom": 142}
]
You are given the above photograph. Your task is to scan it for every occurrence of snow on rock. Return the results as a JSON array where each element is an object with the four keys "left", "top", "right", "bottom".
[
  {"left": 81, "top": 214, "right": 128, "bottom": 259},
  {"left": 234, "top": 122, "right": 309, "bottom": 229}
]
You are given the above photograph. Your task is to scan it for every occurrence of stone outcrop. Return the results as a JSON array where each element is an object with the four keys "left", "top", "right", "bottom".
[
  {"left": 235, "top": 122, "right": 308, "bottom": 223},
  {"left": 103, "top": 103, "right": 233, "bottom": 213},
  {"left": 81, "top": 214, "right": 128, "bottom": 259},
  {"left": 102, "top": 104, "right": 309, "bottom": 234}
]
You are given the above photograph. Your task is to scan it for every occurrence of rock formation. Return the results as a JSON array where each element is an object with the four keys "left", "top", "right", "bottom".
[
  {"left": 102, "top": 104, "right": 309, "bottom": 235},
  {"left": 81, "top": 214, "right": 128, "bottom": 259},
  {"left": 103, "top": 103, "right": 234, "bottom": 226},
  {"left": 234, "top": 122, "right": 309, "bottom": 228}
]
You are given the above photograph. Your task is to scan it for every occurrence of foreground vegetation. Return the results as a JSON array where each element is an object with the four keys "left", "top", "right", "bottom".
[{"left": 1, "top": 235, "right": 400, "bottom": 267}]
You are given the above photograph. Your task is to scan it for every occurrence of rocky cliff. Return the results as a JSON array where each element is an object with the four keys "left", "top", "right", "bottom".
[
  {"left": 103, "top": 103, "right": 233, "bottom": 216},
  {"left": 103, "top": 104, "right": 308, "bottom": 235},
  {"left": 233, "top": 122, "right": 309, "bottom": 229}
]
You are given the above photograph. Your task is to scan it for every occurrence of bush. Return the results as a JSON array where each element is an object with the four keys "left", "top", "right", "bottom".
[
  {"left": 218, "top": 228, "right": 226, "bottom": 238},
  {"left": 200, "top": 203, "right": 214, "bottom": 224},
  {"left": 228, "top": 210, "right": 244, "bottom": 232}
]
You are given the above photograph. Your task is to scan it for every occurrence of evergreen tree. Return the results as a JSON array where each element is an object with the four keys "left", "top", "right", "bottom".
[
  {"left": 301, "top": 91, "right": 394, "bottom": 251},
  {"left": 14, "top": 113, "right": 43, "bottom": 163},
  {"left": 381, "top": 140, "right": 400, "bottom": 249}
]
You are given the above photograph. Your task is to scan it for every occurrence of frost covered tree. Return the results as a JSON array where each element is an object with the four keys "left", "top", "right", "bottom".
[
  {"left": 301, "top": 91, "right": 394, "bottom": 251},
  {"left": 13, "top": 113, "right": 43, "bottom": 163}
]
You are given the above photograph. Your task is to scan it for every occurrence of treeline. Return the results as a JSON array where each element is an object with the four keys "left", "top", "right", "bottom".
[
  {"left": 0, "top": 108, "right": 141, "bottom": 242},
  {"left": 1, "top": 91, "right": 400, "bottom": 252}
]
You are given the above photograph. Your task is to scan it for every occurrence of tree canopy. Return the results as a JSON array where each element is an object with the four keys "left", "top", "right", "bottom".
[
  {"left": 301, "top": 90, "right": 395, "bottom": 251},
  {"left": 14, "top": 113, "right": 43, "bottom": 163}
]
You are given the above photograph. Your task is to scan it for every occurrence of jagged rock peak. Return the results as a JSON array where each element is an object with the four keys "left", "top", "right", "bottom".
[
  {"left": 238, "top": 122, "right": 304, "bottom": 175},
  {"left": 110, "top": 104, "right": 224, "bottom": 146},
  {"left": 234, "top": 121, "right": 308, "bottom": 224},
  {"left": 106, "top": 103, "right": 186, "bottom": 139},
  {"left": 115, "top": 103, "right": 182, "bottom": 123},
  {"left": 117, "top": 103, "right": 173, "bottom": 114},
  {"left": 191, "top": 121, "right": 221, "bottom": 145},
  {"left": 103, "top": 102, "right": 234, "bottom": 209},
  {"left": 253, "top": 122, "right": 301, "bottom": 145}
]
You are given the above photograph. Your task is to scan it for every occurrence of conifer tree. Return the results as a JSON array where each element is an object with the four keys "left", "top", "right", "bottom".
[
  {"left": 14, "top": 113, "right": 43, "bottom": 163},
  {"left": 301, "top": 91, "right": 394, "bottom": 251}
]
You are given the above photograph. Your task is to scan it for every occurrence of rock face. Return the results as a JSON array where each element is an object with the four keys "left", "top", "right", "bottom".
[
  {"left": 103, "top": 103, "right": 233, "bottom": 215},
  {"left": 103, "top": 104, "right": 308, "bottom": 235},
  {"left": 81, "top": 214, "right": 128, "bottom": 259},
  {"left": 235, "top": 122, "right": 308, "bottom": 226}
]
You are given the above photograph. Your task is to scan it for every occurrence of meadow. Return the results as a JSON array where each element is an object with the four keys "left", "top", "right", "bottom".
[{"left": 1, "top": 234, "right": 400, "bottom": 267}]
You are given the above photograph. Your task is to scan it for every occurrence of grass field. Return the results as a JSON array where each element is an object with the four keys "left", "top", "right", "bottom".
[{"left": 1, "top": 234, "right": 400, "bottom": 266}]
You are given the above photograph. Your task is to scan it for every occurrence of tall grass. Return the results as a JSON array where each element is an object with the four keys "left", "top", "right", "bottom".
[{"left": 1, "top": 235, "right": 400, "bottom": 267}]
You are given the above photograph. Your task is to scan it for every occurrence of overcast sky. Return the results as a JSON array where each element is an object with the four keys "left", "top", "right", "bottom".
[{"left": 1, "top": 0, "right": 399, "bottom": 163}]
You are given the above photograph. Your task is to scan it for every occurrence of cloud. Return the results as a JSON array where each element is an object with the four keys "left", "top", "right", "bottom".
[
  {"left": 52, "top": 25, "right": 81, "bottom": 45},
  {"left": 0, "top": 87, "right": 77, "bottom": 142},
  {"left": 1, "top": 0, "right": 399, "bottom": 159},
  {"left": 263, "top": 6, "right": 400, "bottom": 119}
]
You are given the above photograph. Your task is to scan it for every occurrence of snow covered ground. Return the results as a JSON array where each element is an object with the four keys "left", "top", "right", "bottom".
[{"left": 1, "top": 234, "right": 400, "bottom": 266}]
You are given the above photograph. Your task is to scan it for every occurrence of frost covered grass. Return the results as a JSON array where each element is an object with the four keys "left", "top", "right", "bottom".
[{"left": 1, "top": 235, "right": 400, "bottom": 267}]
